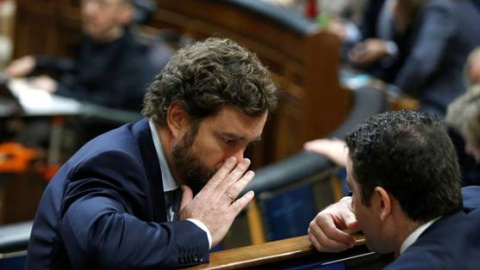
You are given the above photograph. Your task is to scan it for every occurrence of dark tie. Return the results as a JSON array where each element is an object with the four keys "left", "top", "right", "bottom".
[{"left": 165, "top": 188, "right": 182, "bottom": 221}]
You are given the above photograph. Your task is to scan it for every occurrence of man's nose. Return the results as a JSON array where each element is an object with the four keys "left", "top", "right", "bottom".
[
  {"left": 232, "top": 148, "right": 245, "bottom": 162},
  {"left": 228, "top": 144, "right": 247, "bottom": 163}
]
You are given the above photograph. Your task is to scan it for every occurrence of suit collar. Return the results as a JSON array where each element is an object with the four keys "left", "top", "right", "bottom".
[
  {"left": 148, "top": 119, "right": 179, "bottom": 192},
  {"left": 132, "top": 118, "right": 167, "bottom": 222},
  {"left": 400, "top": 217, "right": 440, "bottom": 254}
]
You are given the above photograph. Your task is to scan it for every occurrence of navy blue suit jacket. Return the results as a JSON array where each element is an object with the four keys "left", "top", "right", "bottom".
[
  {"left": 26, "top": 119, "right": 209, "bottom": 270},
  {"left": 385, "top": 186, "right": 480, "bottom": 269},
  {"left": 36, "top": 31, "right": 157, "bottom": 112}
]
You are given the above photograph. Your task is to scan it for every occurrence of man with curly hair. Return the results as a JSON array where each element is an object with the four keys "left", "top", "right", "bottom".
[{"left": 26, "top": 38, "right": 278, "bottom": 270}]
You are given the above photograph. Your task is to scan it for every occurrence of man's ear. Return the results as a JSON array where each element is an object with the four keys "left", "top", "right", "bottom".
[
  {"left": 374, "top": 186, "right": 392, "bottom": 222},
  {"left": 166, "top": 103, "right": 189, "bottom": 140}
]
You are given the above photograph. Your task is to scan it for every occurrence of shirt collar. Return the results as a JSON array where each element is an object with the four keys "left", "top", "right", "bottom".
[
  {"left": 400, "top": 216, "right": 441, "bottom": 254},
  {"left": 149, "top": 119, "right": 179, "bottom": 192}
]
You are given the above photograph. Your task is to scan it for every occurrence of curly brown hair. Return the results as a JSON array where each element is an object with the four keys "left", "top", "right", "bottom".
[{"left": 142, "top": 38, "right": 278, "bottom": 126}]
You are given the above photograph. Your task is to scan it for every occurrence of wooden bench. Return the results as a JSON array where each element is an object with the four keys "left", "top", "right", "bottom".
[{"left": 184, "top": 233, "right": 393, "bottom": 269}]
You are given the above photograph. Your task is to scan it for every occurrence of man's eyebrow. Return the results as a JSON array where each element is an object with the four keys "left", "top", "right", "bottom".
[{"left": 220, "top": 132, "right": 261, "bottom": 142}]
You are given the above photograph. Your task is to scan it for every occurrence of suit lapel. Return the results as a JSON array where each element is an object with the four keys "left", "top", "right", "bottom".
[{"left": 133, "top": 119, "right": 168, "bottom": 222}]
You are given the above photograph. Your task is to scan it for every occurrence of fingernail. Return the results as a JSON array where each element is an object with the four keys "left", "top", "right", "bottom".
[{"left": 243, "top": 158, "right": 251, "bottom": 165}]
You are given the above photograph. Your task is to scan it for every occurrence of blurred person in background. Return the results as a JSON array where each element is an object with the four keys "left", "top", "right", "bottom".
[
  {"left": 350, "top": 0, "right": 480, "bottom": 117},
  {"left": 464, "top": 47, "right": 480, "bottom": 87},
  {"left": 305, "top": 47, "right": 480, "bottom": 186},
  {"left": 0, "top": 0, "right": 15, "bottom": 69},
  {"left": 5, "top": 0, "right": 157, "bottom": 111},
  {"left": 446, "top": 85, "right": 480, "bottom": 185}
]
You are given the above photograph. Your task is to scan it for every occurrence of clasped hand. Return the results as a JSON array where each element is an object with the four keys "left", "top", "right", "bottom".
[{"left": 308, "top": 197, "right": 359, "bottom": 252}]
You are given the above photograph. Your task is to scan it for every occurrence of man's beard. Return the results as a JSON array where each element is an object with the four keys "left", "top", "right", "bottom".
[{"left": 171, "top": 122, "right": 216, "bottom": 196}]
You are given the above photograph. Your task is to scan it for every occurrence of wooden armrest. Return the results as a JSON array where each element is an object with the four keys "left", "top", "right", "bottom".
[{"left": 186, "top": 234, "right": 365, "bottom": 269}]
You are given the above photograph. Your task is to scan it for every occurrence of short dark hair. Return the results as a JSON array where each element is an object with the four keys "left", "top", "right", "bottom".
[
  {"left": 142, "top": 38, "right": 278, "bottom": 125},
  {"left": 346, "top": 110, "right": 462, "bottom": 222}
]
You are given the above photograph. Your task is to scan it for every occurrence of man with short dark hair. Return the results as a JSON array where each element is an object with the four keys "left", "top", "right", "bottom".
[
  {"left": 26, "top": 38, "right": 278, "bottom": 269},
  {"left": 308, "top": 110, "right": 480, "bottom": 269}
]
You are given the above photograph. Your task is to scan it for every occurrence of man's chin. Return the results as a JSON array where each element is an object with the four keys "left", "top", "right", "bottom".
[
  {"left": 365, "top": 240, "right": 395, "bottom": 255},
  {"left": 82, "top": 27, "right": 98, "bottom": 38},
  {"left": 82, "top": 25, "right": 105, "bottom": 40}
]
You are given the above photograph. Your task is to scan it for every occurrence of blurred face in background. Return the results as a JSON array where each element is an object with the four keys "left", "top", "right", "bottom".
[
  {"left": 464, "top": 133, "right": 480, "bottom": 162},
  {"left": 469, "top": 57, "right": 480, "bottom": 86},
  {"left": 80, "top": 0, "right": 133, "bottom": 42}
]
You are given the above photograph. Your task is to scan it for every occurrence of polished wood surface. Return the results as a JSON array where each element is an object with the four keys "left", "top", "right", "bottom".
[{"left": 186, "top": 234, "right": 366, "bottom": 270}]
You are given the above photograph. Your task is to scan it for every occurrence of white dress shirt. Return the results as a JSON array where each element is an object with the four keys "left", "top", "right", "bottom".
[{"left": 400, "top": 217, "right": 441, "bottom": 254}]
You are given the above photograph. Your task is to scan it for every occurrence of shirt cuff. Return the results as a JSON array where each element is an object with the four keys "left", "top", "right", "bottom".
[
  {"left": 187, "top": 219, "right": 212, "bottom": 249},
  {"left": 344, "top": 22, "right": 361, "bottom": 43},
  {"left": 385, "top": 40, "right": 398, "bottom": 57},
  {"left": 380, "top": 40, "right": 399, "bottom": 68}
]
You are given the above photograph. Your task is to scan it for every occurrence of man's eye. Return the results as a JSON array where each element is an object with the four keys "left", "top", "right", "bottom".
[{"left": 224, "top": 139, "right": 236, "bottom": 145}]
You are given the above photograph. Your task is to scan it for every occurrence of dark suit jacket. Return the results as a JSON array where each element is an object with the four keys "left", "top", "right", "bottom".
[
  {"left": 385, "top": 186, "right": 480, "bottom": 269},
  {"left": 35, "top": 30, "right": 158, "bottom": 112},
  {"left": 473, "top": 0, "right": 480, "bottom": 11},
  {"left": 394, "top": 0, "right": 480, "bottom": 117},
  {"left": 359, "top": 0, "right": 386, "bottom": 40},
  {"left": 26, "top": 119, "right": 209, "bottom": 270}
]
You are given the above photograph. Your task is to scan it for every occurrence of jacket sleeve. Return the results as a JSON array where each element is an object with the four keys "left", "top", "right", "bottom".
[
  {"left": 59, "top": 150, "right": 209, "bottom": 269},
  {"left": 34, "top": 56, "right": 75, "bottom": 75},
  {"left": 393, "top": 1, "right": 456, "bottom": 96}
]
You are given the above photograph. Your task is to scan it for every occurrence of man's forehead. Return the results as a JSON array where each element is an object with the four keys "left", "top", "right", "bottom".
[{"left": 209, "top": 106, "right": 267, "bottom": 137}]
